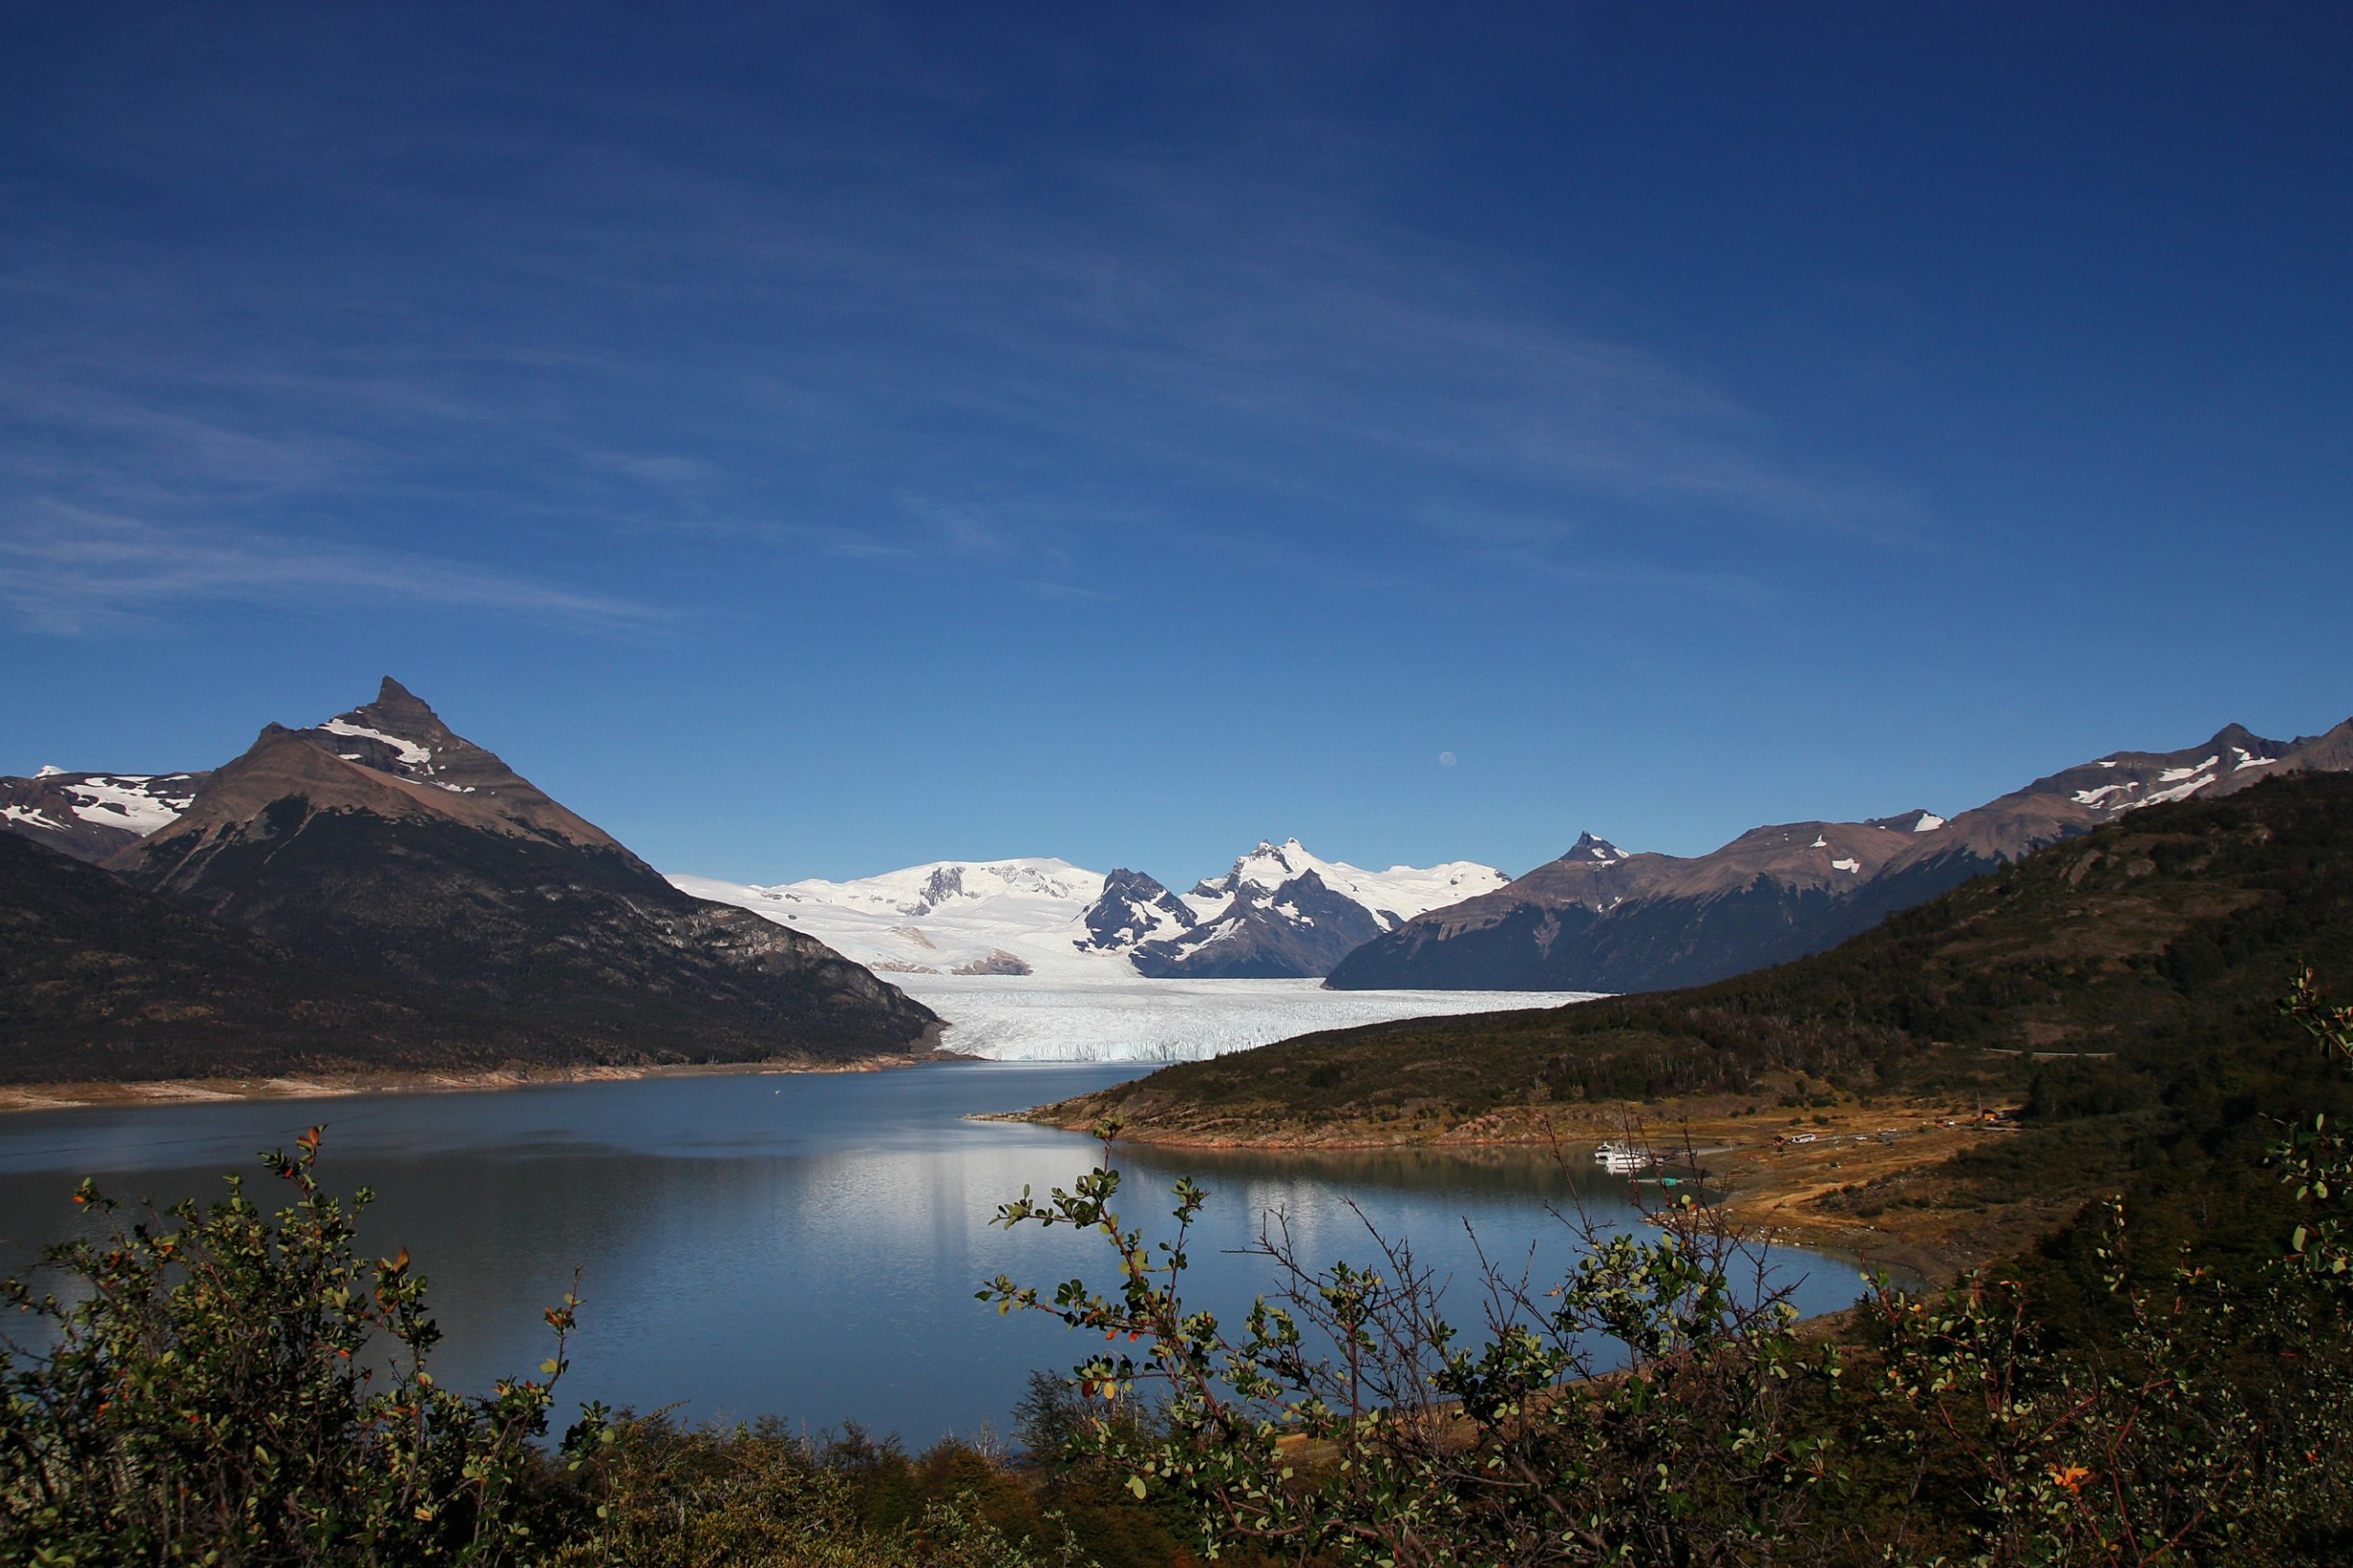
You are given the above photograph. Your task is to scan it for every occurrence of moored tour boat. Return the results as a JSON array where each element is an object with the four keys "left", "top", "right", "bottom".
[{"left": 1593, "top": 1139, "right": 1655, "bottom": 1176}]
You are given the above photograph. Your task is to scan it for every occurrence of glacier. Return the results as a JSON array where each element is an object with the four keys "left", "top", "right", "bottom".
[
  {"left": 892, "top": 973, "right": 1602, "bottom": 1063},
  {"left": 670, "top": 845, "right": 1592, "bottom": 1060}
]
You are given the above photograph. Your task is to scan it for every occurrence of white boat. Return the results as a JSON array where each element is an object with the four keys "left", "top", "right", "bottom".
[{"left": 1593, "top": 1139, "right": 1654, "bottom": 1175}]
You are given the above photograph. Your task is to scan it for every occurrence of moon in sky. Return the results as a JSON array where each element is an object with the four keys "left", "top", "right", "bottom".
[{"left": 1437, "top": 751, "right": 1458, "bottom": 768}]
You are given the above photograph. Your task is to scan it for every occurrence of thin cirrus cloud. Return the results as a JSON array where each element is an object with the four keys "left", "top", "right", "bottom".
[
  {"left": 0, "top": 508, "right": 656, "bottom": 636},
  {"left": 696, "top": 161, "right": 1931, "bottom": 554},
  {"left": 0, "top": 85, "right": 1931, "bottom": 633}
]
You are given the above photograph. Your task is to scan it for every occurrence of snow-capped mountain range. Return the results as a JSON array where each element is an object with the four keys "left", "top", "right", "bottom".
[{"left": 671, "top": 839, "right": 1511, "bottom": 981}]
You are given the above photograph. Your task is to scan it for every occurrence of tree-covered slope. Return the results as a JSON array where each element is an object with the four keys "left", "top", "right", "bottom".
[{"left": 0, "top": 832, "right": 574, "bottom": 1083}]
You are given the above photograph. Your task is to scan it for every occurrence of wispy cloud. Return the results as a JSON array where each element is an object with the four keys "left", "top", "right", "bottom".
[
  {"left": 0, "top": 507, "right": 657, "bottom": 635},
  {"left": 0, "top": 58, "right": 1934, "bottom": 630}
]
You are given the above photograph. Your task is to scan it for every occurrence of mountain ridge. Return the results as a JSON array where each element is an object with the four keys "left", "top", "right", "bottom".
[
  {"left": 16, "top": 698, "right": 2350, "bottom": 1006},
  {"left": 1325, "top": 717, "right": 2353, "bottom": 993}
]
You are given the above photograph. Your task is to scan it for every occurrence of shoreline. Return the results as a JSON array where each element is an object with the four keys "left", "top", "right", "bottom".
[
  {"left": 1003, "top": 1094, "right": 2048, "bottom": 1283},
  {"left": 6, "top": 1060, "right": 2043, "bottom": 1282},
  {"left": 0, "top": 1050, "right": 973, "bottom": 1115}
]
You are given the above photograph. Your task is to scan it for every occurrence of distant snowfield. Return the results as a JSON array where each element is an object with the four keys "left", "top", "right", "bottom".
[
  {"left": 669, "top": 842, "right": 1510, "bottom": 982},
  {"left": 893, "top": 974, "right": 1602, "bottom": 1063},
  {"left": 672, "top": 859, "right": 1122, "bottom": 979}
]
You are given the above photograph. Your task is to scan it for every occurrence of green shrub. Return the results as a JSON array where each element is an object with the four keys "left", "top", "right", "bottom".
[
  {"left": 549, "top": 1415, "right": 1060, "bottom": 1568},
  {"left": 0, "top": 1130, "right": 572, "bottom": 1565}
]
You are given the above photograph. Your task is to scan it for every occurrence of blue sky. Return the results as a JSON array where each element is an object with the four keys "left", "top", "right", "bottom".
[{"left": 3, "top": 3, "right": 2348, "bottom": 885}]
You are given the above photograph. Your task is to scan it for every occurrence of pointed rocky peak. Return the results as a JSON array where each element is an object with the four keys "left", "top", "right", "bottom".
[
  {"left": 352, "top": 676, "right": 450, "bottom": 740},
  {"left": 2206, "top": 723, "right": 2289, "bottom": 759},
  {"left": 1565, "top": 832, "right": 1630, "bottom": 863},
  {"left": 1192, "top": 838, "right": 1298, "bottom": 896},
  {"left": 1081, "top": 867, "right": 1198, "bottom": 951},
  {"left": 1265, "top": 867, "right": 1341, "bottom": 909},
  {"left": 115, "top": 681, "right": 626, "bottom": 870},
  {"left": 1101, "top": 867, "right": 1178, "bottom": 903},
  {"left": 298, "top": 677, "right": 473, "bottom": 784},
  {"left": 1233, "top": 838, "right": 1310, "bottom": 887},
  {"left": 1866, "top": 809, "right": 1949, "bottom": 833}
]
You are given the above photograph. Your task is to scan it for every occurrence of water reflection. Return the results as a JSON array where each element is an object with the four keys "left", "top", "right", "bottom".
[{"left": 0, "top": 1064, "right": 1866, "bottom": 1442}]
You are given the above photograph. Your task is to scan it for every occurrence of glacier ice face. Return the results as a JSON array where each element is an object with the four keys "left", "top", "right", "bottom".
[{"left": 894, "top": 973, "right": 1602, "bottom": 1062}]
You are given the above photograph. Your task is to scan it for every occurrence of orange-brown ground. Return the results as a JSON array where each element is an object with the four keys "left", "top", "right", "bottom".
[{"left": 1013, "top": 1090, "right": 2070, "bottom": 1283}]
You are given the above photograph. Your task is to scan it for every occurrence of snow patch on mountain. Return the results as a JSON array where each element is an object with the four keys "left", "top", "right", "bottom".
[
  {"left": 0, "top": 772, "right": 203, "bottom": 840},
  {"left": 2132, "top": 758, "right": 2223, "bottom": 809},
  {"left": 59, "top": 774, "right": 202, "bottom": 835},
  {"left": 318, "top": 719, "right": 433, "bottom": 770}
]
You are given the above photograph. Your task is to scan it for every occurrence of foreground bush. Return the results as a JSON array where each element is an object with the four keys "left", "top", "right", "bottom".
[
  {"left": 0, "top": 1129, "right": 571, "bottom": 1565},
  {"left": 550, "top": 1415, "right": 1063, "bottom": 1568}
]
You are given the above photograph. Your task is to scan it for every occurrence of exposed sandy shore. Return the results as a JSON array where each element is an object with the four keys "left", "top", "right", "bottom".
[
  {"left": 0, "top": 1051, "right": 968, "bottom": 1115},
  {"left": 1006, "top": 1093, "right": 2057, "bottom": 1283}
]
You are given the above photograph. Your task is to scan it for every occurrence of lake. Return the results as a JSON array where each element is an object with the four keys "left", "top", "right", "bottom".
[{"left": 0, "top": 1063, "right": 1869, "bottom": 1444}]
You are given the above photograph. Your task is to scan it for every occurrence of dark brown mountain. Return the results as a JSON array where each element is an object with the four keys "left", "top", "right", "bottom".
[
  {"left": 1326, "top": 718, "right": 2353, "bottom": 994},
  {"left": 0, "top": 829, "right": 571, "bottom": 1084},
  {"left": 93, "top": 678, "right": 938, "bottom": 1066}
]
